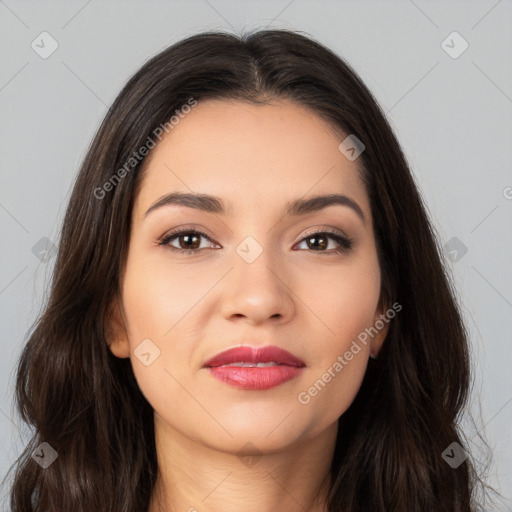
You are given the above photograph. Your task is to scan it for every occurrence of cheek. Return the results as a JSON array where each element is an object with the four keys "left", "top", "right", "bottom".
[
  {"left": 119, "top": 251, "right": 204, "bottom": 404},
  {"left": 121, "top": 247, "right": 210, "bottom": 343},
  {"left": 302, "top": 253, "right": 381, "bottom": 349},
  {"left": 295, "top": 255, "right": 380, "bottom": 421},
  {"left": 296, "top": 290, "right": 375, "bottom": 429}
]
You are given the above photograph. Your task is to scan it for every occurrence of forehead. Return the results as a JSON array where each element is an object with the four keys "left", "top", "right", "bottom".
[{"left": 134, "top": 99, "right": 370, "bottom": 221}]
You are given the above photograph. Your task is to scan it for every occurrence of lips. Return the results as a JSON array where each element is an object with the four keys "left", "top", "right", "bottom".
[
  {"left": 203, "top": 345, "right": 306, "bottom": 390},
  {"left": 203, "top": 346, "right": 305, "bottom": 368}
]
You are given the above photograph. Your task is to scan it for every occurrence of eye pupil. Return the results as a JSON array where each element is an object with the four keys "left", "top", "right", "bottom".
[
  {"left": 307, "top": 235, "right": 328, "bottom": 250},
  {"left": 181, "top": 234, "right": 200, "bottom": 250}
]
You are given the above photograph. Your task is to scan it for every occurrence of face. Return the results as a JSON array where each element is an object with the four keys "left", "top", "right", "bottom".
[{"left": 107, "top": 99, "right": 389, "bottom": 454}]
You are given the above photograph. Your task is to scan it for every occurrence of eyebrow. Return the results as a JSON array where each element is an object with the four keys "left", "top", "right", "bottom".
[{"left": 144, "top": 192, "right": 365, "bottom": 224}]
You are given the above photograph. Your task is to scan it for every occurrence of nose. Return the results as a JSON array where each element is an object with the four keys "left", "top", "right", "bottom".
[{"left": 219, "top": 248, "right": 295, "bottom": 325}]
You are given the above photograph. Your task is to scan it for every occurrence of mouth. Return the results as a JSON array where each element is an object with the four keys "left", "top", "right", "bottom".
[
  {"left": 203, "top": 345, "right": 306, "bottom": 390},
  {"left": 215, "top": 361, "right": 285, "bottom": 367}
]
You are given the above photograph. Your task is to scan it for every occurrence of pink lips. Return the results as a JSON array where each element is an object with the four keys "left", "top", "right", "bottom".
[{"left": 203, "top": 345, "right": 306, "bottom": 390}]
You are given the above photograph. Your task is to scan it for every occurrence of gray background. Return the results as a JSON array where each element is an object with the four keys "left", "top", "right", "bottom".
[{"left": 1, "top": 0, "right": 511, "bottom": 509}]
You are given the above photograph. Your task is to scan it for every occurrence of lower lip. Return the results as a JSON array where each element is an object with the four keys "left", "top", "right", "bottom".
[{"left": 206, "top": 366, "right": 305, "bottom": 390}]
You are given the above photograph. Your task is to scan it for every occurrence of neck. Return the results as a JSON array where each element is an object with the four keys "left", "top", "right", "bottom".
[{"left": 148, "top": 414, "right": 337, "bottom": 512}]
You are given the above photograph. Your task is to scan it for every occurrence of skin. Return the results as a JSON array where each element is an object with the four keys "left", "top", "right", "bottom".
[{"left": 107, "top": 99, "right": 389, "bottom": 512}]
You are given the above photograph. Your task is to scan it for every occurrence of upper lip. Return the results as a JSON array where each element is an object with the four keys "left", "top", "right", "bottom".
[{"left": 203, "top": 345, "right": 306, "bottom": 368}]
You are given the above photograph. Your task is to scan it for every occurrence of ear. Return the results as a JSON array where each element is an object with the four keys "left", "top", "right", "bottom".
[
  {"left": 105, "top": 296, "right": 130, "bottom": 359},
  {"left": 369, "top": 294, "right": 391, "bottom": 359}
]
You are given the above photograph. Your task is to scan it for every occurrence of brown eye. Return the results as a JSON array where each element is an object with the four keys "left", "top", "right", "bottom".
[
  {"left": 158, "top": 229, "right": 215, "bottom": 253},
  {"left": 296, "top": 231, "right": 353, "bottom": 253}
]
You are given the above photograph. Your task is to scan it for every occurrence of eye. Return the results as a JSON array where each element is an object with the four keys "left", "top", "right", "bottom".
[
  {"left": 157, "top": 228, "right": 218, "bottom": 254},
  {"left": 295, "top": 230, "right": 353, "bottom": 253},
  {"left": 157, "top": 228, "right": 353, "bottom": 254}
]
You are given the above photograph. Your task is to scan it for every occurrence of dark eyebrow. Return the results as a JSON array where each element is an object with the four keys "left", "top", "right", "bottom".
[{"left": 144, "top": 192, "right": 365, "bottom": 224}]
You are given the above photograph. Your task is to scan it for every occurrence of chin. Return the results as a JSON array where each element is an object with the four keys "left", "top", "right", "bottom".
[{"left": 202, "top": 409, "right": 312, "bottom": 451}]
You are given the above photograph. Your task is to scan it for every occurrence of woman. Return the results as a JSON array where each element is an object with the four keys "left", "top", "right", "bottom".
[{"left": 6, "top": 28, "right": 489, "bottom": 511}]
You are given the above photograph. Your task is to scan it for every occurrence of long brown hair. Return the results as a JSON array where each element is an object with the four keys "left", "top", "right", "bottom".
[{"left": 5, "top": 28, "right": 492, "bottom": 511}]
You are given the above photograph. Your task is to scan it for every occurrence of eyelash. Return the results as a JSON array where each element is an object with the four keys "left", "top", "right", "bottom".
[{"left": 157, "top": 228, "right": 353, "bottom": 255}]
